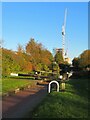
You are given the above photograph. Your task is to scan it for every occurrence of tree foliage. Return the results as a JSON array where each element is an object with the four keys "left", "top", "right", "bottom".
[
  {"left": 2, "top": 38, "right": 54, "bottom": 76},
  {"left": 2, "top": 48, "right": 20, "bottom": 76},
  {"left": 79, "top": 50, "right": 90, "bottom": 68},
  {"left": 72, "top": 57, "right": 80, "bottom": 68},
  {"left": 26, "top": 38, "right": 53, "bottom": 71},
  {"left": 72, "top": 50, "right": 90, "bottom": 69},
  {"left": 54, "top": 51, "right": 64, "bottom": 64}
]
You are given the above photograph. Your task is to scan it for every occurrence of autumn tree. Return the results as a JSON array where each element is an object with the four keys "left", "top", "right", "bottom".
[
  {"left": 72, "top": 50, "right": 90, "bottom": 71},
  {"left": 2, "top": 38, "right": 54, "bottom": 76},
  {"left": 26, "top": 38, "right": 53, "bottom": 71},
  {"left": 26, "top": 38, "right": 41, "bottom": 65},
  {"left": 2, "top": 47, "right": 33, "bottom": 76},
  {"left": 79, "top": 50, "right": 90, "bottom": 68},
  {"left": 2, "top": 48, "right": 21, "bottom": 76},
  {"left": 17, "top": 44, "right": 24, "bottom": 54}
]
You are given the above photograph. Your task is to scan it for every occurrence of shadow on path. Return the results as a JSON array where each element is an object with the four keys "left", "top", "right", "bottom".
[{"left": 2, "top": 83, "right": 48, "bottom": 118}]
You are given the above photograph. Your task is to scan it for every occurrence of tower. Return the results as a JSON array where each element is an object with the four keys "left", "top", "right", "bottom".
[{"left": 62, "top": 8, "right": 67, "bottom": 60}]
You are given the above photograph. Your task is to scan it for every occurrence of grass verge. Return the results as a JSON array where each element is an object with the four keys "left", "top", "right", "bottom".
[
  {"left": 2, "top": 77, "right": 37, "bottom": 94},
  {"left": 27, "top": 78, "right": 89, "bottom": 118}
]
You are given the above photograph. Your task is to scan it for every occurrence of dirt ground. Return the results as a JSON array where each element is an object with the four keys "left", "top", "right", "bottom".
[{"left": 2, "top": 81, "right": 48, "bottom": 118}]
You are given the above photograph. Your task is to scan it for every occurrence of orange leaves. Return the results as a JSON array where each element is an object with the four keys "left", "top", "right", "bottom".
[
  {"left": 25, "top": 38, "right": 53, "bottom": 71},
  {"left": 2, "top": 38, "right": 54, "bottom": 75}
]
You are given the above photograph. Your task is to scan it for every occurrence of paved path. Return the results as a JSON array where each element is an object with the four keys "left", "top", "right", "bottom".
[{"left": 2, "top": 82, "right": 48, "bottom": 118}]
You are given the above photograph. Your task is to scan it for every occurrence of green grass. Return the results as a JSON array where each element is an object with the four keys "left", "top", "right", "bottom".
[
  {"left": 2, "top": 77, "right": 37, "bottom": 94},
  {"left": 30, "top": 78, "right": 89, "bottom": 118}
]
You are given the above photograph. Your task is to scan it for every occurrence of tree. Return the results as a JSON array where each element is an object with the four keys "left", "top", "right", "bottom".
[
  {"left": 26, "top": 38, "right": 53, "bottom": 71},
  {"left": 2, "top": 47, "right": 33, "bottom": 76},
  {"left": 2, "top": 38, "right": 54, "bottom": 76},
  {"left": 17, "top": 44, "right": 24, "bottom": 53},
  {"left": 79, "top": 50, "right": 90, "bottom": 68},
  {"left": 54, "top": 51, "right": 64, "bottom": 64},
  {"left": 26, "top": 38, "right": 42, "bottom": 65},
  {"left": 72, "top": 57, "right": 80, "bottom": 68},
  {"left": 2, "top": 48, "right": 21, "bottom": 76},
  {"left": 40, "top": 49, "right": 53, "bottom": 66},
  {"left": 72, "top": 50, "right": 90, "bottom": 71},
  {"left": 50, "top": 62, "right": 60, "bottom": 73}
]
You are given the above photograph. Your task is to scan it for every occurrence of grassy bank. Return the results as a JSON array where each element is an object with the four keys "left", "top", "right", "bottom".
[
  {"left": 2, "top": 77, "right": 37, "bottom": 94},
  {"left": 29, "top": 78, "right": 89, "bottom": 118}
]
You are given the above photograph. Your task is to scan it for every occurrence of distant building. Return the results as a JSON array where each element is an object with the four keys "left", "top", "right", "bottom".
[
  {"left": 54, "top": 48, "right": 71, "bottom": 64},
  {"left": 56, "top": 48, "right": 63, "bottom": 55},
  {"left": 65, "top": 57, "right": 71, "bottom": 64}
]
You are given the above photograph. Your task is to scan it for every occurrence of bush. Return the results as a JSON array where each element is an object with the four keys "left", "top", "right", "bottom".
[{"left": 71, "top": 71, "right": 89, "bottom": 79}]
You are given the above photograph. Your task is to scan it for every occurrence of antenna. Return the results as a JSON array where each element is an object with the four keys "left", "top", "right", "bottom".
[
  {"left": 62, "top": 8, "right": 67, "bottom": 60},
  {"left": 64, "top": 8, "right": 67, "bottom": 30}
]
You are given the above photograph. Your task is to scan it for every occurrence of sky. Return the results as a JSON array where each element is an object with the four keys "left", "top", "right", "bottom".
[
  {"left": 2, "top": 2, "right": 88, "bottom": 61},
  {"left": 1, "top": 0, "right": 89, "bottom": 2}
]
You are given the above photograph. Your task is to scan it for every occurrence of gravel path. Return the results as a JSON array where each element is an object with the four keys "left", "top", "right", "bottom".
[{"left": 2, "top": 82, "right": 48, "bottom": 118}]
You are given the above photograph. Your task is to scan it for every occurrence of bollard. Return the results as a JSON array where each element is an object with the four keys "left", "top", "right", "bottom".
[{"left": 60, "top": 81, "right": 65, "bottom": 91}]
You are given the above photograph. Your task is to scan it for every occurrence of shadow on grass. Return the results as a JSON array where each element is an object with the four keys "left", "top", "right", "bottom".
[
  {"left": 66, "top": 78, "right": 89, "bottom": 98},
  {"left": 30, "top": 92, "right": 88, "bottom": 118},
  {"left": 9, "top": 76, "right": 35, "bottom": 80},
  {"left": 30, "top": 78, "right": 89, "bottom": 118}
]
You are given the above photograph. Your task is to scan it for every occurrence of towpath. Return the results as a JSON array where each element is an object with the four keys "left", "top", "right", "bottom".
[{"left": 2, "top": 82, "right": 48, "bottom": 118}]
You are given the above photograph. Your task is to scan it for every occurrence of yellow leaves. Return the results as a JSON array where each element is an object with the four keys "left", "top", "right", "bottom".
[{"left": 79, "top": 50, "right": 90, "bottom": 67}]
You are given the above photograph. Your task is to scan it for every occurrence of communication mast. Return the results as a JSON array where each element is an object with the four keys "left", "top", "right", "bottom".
[
  {"left": 53, "top": 8, "right": 70, "bottom": 63},
  {"left": 62, "top": 8, "right": 67, "bottom": 60}
]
